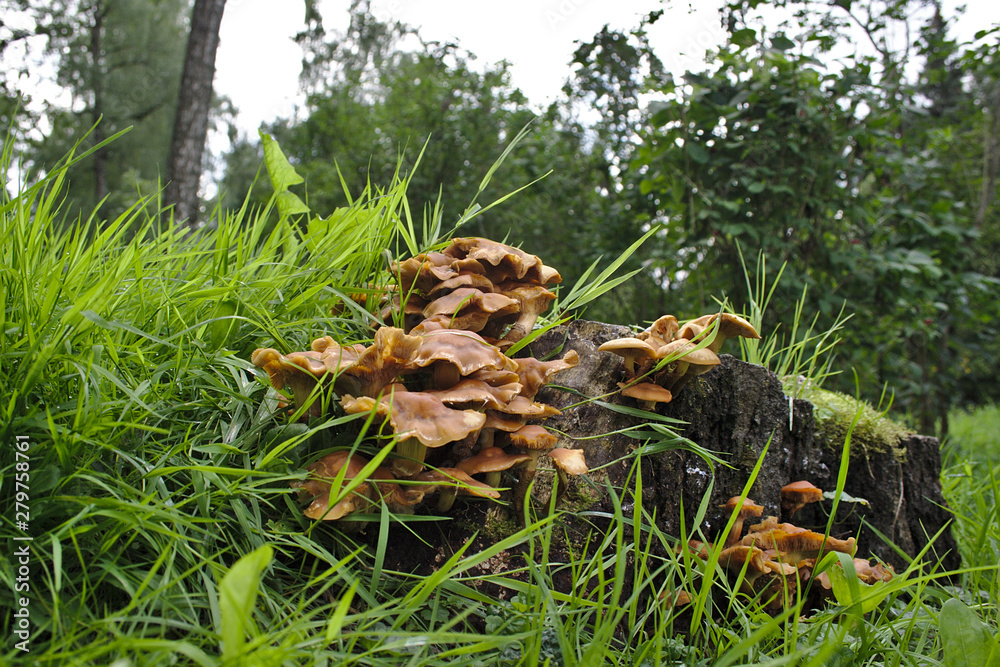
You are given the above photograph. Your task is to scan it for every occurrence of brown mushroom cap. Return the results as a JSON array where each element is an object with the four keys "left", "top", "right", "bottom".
[
  {"left": 780, "top": 480, "right": 824, "bottom": 518},
  {"left": 548, "top": 447, "right": 588, "bottom": 476},
  {"left": 425, "top": 272, "right": 495, "bottom": 297},
  {"left": 678, "top": 313, "right": 761, "bottom": 353},
  {"left": 499, "top": 396, "right": 562, "bottom": 419},
  {"left": 742, "top": 527, "right": 857, "bottom": 562},
  {"left": 421, "top": 287, "right": 519, "bottom": 331},
  {"left": 408, "top": 328, "right": 516, "bottom": 378},
  {"left": 341, "top": 390, "right": 486, "bottom": 448},
  {"left": 456, "top": 447, "right": 531, "bottom": 477},
  {"left": 509, "top": 424, "right": 559, "bottom": 450},
  {"left": 619, "top": 381, "right": 674, "bottom": 404},
  {"left": 443, "top": 237, "right": 561, "bottom": 285},
  {"left": 252, "top": 348, "right": 340, "bottom": 417},
  {"left": 493, "top": 282, "right": 558, "bottom": 343},
  {"left": 292, "top": 451, "right": 373, "bottom": 520},
  {"left": 599, "top": 338, "right": 658, "bottom": 377},
  {"left": 719, "top": 496, "right": 766, "bottom": 546},
  {"left": 639, "top": 314, "right": 680, "bottom": 348},
  {"left": 423, "top": 378, "right": 521, "bottom": 410},
  {"left": 512, "top": 350, "right": 580, "bottom": 400},
  {"left": 414, "top": 468, "right": 501, "bottom": 500}
]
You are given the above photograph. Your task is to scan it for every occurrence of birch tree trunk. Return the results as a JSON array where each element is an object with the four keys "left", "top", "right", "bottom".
[{"left": 165, "top": 0, "right": 227, "bottom": 227}]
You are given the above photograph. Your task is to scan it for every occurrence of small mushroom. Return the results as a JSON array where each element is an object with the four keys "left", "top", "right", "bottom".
[
  {"left": 677, "top": 313, "right": 761, "bottom": 354},
  {"left": 548, "top": 447, "right": 589, "bottom": 507},
  {"left": 638, "top": 314, "right": 680, "bottom": 349},
  {"left": 509, "top": 424, "right": 560, "bottom": 512},
  {"left": 780, "top": 480, "right": 824, "bottom": 518},
  {"left": 415, "top": 467, "right": 500, "bottom": 512},
  {"left": 598, "top": 337, "right": 658, "bottom": 378},
  {"left": 512, "top": 350, "right": 580, "bottom": 400},
  {"left": 456, "top": 446, "right": 531, "bottom": 487},
  {"left": 719, "top": 496, "right": 766, "bottom": 547},
  {"left": 292, "top": 451, "right": 373, "bottom": 521},
  {"left": 494, "top": 282, "right": 557, "bottom": 343},
  {"left": 619, "top": 381, "right": 673, "bottom": 410},
  {"left": 420, "top": 287, "right": 519, "bottom": 334}
]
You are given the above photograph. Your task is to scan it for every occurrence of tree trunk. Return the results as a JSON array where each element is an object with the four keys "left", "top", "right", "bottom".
[
  {"left": 165, "top": 0, "right": 227, "bottom": 227},
  {"left": 90, "top": 1, "right": 108, "bottom": 204}
]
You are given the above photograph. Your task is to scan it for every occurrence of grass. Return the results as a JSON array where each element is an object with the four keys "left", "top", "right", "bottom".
[{"left": 2, "top": 132, "right": 999, "bottom": 665}]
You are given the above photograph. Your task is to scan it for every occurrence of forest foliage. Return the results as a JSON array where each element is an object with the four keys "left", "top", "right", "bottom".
[{"left": 3, "top": 0, "right": 999, "bottom": 433}]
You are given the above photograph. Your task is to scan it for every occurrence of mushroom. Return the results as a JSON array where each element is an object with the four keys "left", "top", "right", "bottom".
[
  {"left": 719, "top": 496, "right": 766, "bottom": 547},
  {"left": 661, "top": 344, "right": 722, "bottom": 394},
  {"left": 493, "top": 282, "right": 557, "bottom": 343},
  {"left": 720, "top": 544, "right": 799, "bottom": 611},
  {"left": 619, "top": 381, "right": 674, "bottom": 410},
  {"left": 677, "top": 313, "right": 761, "bottom": 354},
  {"left": 742, "top": 526, "right": 857, "bottom": 562},
  {"left": 548, "top": 447, "right": 589, "bottom": 506},
  {"left": 341, "top": 387, "right": 486, "bottom": 478},
  {"left": 455, "top": 446, "right": 531, "bottom": 487},
  {"left": 509, "top": 424, "right": 560, "bottom": 511},
  {"left": 423, "top": 378, "right": 521, "bottom": 411},
  {"left": 598, "top": 337, "right": 659, "bottom": 378},
  {"left": 442, "top": 237, "right": 561, "bottom": 286},
  {"left": 638, "top": 314, "right": 680, "bottom": 349},
  {"left": 292, "top": 451, "right": 373, "bottom": 521},
  {"left": 252, "top": 346, "right": 359, "bottom": 419},
  {"left": 512, "top": 350, "right": 580, "bottom": 400},
  {"left": 419, "top": 287, "right": 519, "bottom": 334},
  {"left": 415, "top": 467, "right": 500, "bottom": 512},
  {"left": 780, "top": 480, "right": 824, "bottom": 518},
  {"left": 408, "top": 328, "right": 516, "bottom": 389}
]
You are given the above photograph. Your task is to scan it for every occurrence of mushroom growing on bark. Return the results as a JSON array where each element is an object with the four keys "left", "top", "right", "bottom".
[
  {"left": 456, "top": 446, "right": 531, "bottom": 487},
  {"left": 719, "top": 496, "right": 766, "bottom": 547},
  {"left": 780, "top": 480, "right": 824, "bottom": 518},
  {"left": 341, "top": 387, "right": 486, "bottom": 477}
]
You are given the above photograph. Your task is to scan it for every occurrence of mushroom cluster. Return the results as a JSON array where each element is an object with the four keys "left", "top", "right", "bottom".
[
  {"left": 677, "top": 481, "right": 894, "bottom": 613},
  {"left": 390, "top": 237, "right": 561, "bottom": 347},
  {"left": 599, "top": 313, "right": 761, "bottom": 408},
  {"left": 253, "top": 239, "right": 587, "bottom": 523}
]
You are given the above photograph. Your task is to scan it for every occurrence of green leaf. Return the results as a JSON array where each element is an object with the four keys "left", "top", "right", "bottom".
[
  {"left": 260, "top": 132, "right": 310, "bottom": 217},
  {"left": 770, "top": 35, "right": 796, "bottom": 51},
  {"left": 206, "top": 299, "right": 240, "bottom": 350},
  {"left": 260, "top": 132, "right": 304, "bottom": 191},
  {"left": 939, "top": 598, "right": 1000, "bottom": 667},
  {"left": 219, "top": 545, "right": 273, "bottom": 661},
  {"left": 731, "top": 28, "right": 757, "bottom": 49},
  {"left": 686, "top": 142, "right": 710, "bottom": 164}
]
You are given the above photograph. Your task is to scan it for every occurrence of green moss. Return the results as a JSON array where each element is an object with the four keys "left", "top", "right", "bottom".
[
  {"left": 803, "top": 387, "right": 912, "bottom": 460},
  {"left": 481, "top": 505, "right": 521, "bottom": 541}
]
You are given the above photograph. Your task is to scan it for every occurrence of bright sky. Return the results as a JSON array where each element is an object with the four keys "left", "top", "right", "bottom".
[
  {"left": 214, "top": 0, "right": 999, "bottom": 139},
  {"left": 214, "top": 0, "right": 726, "bottom": 138}
]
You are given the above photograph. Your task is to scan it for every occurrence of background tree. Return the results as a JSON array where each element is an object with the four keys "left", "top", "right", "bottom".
[
  {"left": 631, "top": 0, "right": 999, "bottom": 431},
  {"left": 5, "top": 0, "right": 190, "bottom": 219},
  {"left": 164, "top": 0, "right": 226, "bottom": 227}
]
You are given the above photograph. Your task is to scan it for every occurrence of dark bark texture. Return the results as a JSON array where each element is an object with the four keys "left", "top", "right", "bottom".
[
  {"left": 165, "top": 0, "right": 226, "bottom": 227},
  {"left": 366, "top": 320, "right": 960, "bottom": 586}
]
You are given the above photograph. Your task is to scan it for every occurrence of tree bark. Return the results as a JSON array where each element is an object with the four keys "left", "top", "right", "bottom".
[
  {"left": 89, "top": 1, "right": 108, "bottom": 204},
  {"left": 165, "top": 0, "right": 227, "bottom": 227}
]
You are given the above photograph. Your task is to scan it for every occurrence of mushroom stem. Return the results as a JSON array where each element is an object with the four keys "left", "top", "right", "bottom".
[
  {"left": 513, "top": 452, "right": 541, "bottom": 517},
  {"left": 477, "top": 426, "right": 496, "bottom": 449},
  {"left": 433, "top": 363, "right": 461, "bottom": 389},
  {"left": 437, "top": 485, "right": 459, "bottom": 512},
  {"left": 552, "top": 467, "right": 569, "bottom": 510},
  {"left": 484, "top": 470, "right": 502, "bottom": 488},
  {"left": 392, "top": 437, "right": 427, "bottom": 477}
]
